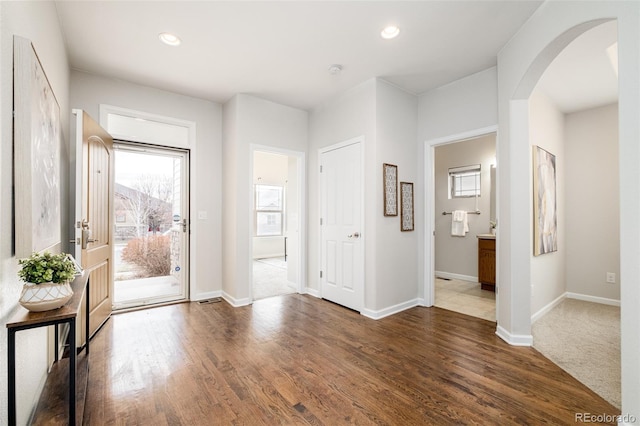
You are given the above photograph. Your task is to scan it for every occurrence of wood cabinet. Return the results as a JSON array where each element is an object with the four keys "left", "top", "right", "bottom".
[{"left": 478, "top": 236, "right": 496, "bottom": 291}]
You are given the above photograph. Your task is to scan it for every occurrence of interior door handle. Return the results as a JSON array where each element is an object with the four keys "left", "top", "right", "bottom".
[{"left": 347, "top": 232, "right": 361, "bottom": 239}]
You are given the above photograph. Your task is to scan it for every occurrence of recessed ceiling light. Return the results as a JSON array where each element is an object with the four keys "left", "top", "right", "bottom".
[
  {"left": 381, "top": 26, "right": 400, "bottom": 40},
  {"left": 159, "top": 32, "right": 181, "bottom": 46}
]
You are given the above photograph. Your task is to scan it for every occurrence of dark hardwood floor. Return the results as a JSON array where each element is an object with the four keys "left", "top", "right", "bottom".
[{"left": 78, "top": 294, "right": 617, "bottom": 425}]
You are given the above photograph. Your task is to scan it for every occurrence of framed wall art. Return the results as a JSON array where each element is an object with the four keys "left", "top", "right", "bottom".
[
  {"left": 14, "top": 36, "right": 62, "bottom": 257},
  {"left": 383, "top": 163, "right": 398, "bottom": 216},
  {"left": 533, "top": 145, "right": 557, "bottom": 256},
  {"left": 400, "top": 181, "right": 414, "bottom": 232}
]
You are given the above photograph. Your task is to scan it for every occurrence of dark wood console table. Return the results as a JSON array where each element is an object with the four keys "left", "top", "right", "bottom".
[{"left": 6, "top": 273, "right": 90, "bottom": 426}]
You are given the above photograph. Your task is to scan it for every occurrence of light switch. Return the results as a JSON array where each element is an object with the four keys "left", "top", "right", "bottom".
[{"left": 198, "top": 211, "right": 208, "bottom": 220}]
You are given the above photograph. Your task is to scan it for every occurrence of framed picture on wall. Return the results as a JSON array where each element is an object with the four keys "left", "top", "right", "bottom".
[
  {"left": 400, "top": 181, "right": 414, "bottom": 231},
  {"left": 383, "top": 163, "right": 398, "bottom": 216},
  {"left": 13, "top": 36, "right": 62, "bottom": 257},
  {"left": 533, "top": 145, "right": 557, "bottom": 255}
]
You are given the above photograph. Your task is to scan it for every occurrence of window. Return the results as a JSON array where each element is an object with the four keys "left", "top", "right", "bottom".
[
  {"left": 449, "top": 164, "right": 481, "bottom": 198},
  {"left": 255, "top": 185, "right": 283, "bottom": 236}
]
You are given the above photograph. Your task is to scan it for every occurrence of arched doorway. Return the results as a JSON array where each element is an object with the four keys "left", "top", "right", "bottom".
[{"left": 496, "top": 3, "right": 640, "bottom": 418}]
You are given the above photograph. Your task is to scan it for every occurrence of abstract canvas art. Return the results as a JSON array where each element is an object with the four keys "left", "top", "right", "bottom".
[
  {"left": 14, "top": 36, "right": 61, "bottom": 256},
  {"left": 533, "top": 146, "right": 557, "bottom": 256}
]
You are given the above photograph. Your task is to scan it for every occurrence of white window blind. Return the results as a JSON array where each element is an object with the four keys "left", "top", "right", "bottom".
[{"left": 449, "top": 164, "right": 481, "bottom": 198}]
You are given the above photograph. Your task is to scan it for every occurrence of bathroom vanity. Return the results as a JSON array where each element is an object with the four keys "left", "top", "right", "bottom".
[{"left": 477, "top": 234, "right": 496, "bottom": 291}]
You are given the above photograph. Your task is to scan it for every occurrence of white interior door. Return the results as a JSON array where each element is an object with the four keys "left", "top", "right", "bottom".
[{"left": 320, "top": 140, "right": 363, "bottom": 311}]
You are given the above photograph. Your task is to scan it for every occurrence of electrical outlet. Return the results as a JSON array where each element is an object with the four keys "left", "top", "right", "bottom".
[{"left": 606, "top": 272, "right": 616, "bottom": 284}]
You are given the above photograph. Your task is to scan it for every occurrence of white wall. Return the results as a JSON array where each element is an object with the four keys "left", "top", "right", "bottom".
[
  {"left": 221, "top": 96, "right": 239, "bottom": 302},
  {"left": 253, "top": 151, "right": 288, "bottom": 185},
  {"left": 374, "top": 80, "right": 419, "bottom": 312},
  {"left": 497, "top": 1, "right": 639, "bottom": 418},
  {"left": 70, "top": 71, "right": 223, "bottom": 302},
  {"left": 222, "top": 94, "right": 307, "bottom": 304},
  {"left": 434, "top": 134, "right": 495, "bottom": 279},
  {"left": 418, "top": 67, "right": 498, "bottom": 304},
  {"left": 419, "top": 67, "right": 498, "bottom": 142},
  {"left": 286, "top": 156, "right": 299, "bottom": 284},
  {"left": 308, "top": 79, "right": 376, "bottom": 299},
  {"left": 565, "top": 103, "right": 619, "bottom": 301},
  {"left": 309, "top": 78, "right": 420, "bottom": 315},
  {"left": 529, "top": 89, "right": 565, "bottom": 316},
  {"left": 0, "top": 2, "right": 70, "bottom": 423}
]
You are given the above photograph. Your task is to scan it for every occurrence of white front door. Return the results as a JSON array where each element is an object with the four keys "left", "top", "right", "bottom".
[{"left": 320, "top": 139, "right": 363, "bottom": 311}]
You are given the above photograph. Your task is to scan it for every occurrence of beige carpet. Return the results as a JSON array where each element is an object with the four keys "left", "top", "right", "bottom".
[
  {"left": 253, "top": 257, "right": 296, "bottom": 300},
  {"left": 532, "top": 298, "right": 620, "bottom": 408},
  {"left": 434, "top": 277, "right": 496, "bottom": 322}
]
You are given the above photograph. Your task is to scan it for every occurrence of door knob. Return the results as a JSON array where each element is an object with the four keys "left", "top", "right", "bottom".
[{"left": 347, "top": 232, "right": 361, "bottom": 239}]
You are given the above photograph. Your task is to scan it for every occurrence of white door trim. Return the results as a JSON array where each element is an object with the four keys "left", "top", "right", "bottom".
[
  {"left": 423, "top": 126, "right": 498, "bottom": 309},
  {"left": 98, "top": 104, "right": 199, "bottom": 299},
  {"left": 318, "top": 136, "right": 365, "bottom": 312},
  {"left": 249, "top": 144, "right": 307, "bottom": 301}
]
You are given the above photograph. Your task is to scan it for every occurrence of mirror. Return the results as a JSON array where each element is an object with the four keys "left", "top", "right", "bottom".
[{"left": 490, "top": 165, "right": 496, "bottom": 232}]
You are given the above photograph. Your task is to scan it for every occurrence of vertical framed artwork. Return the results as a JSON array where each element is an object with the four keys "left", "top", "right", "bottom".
[
  {"left": 400, "top": 182, "right": 414, "bottom": 231},
  {"left": 383, "top": 163, "right": 398, "bottom": 216},
  {"left": 533, "top": 145, "right": 557, "bottom": 256},
  {"left": 14, "top": 36, "right": 62, "bottom": 257}
]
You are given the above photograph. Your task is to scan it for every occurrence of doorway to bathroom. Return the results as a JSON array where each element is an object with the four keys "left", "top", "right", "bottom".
[{"left": 432, "top": 132, "right": 496, "bottom": 321}]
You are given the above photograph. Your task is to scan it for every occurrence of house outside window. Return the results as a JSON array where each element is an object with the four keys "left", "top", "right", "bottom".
[{"left": 255, "top": 184, "right": 283, "bottom": 236}]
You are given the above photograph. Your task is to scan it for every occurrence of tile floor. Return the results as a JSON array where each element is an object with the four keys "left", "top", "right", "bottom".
[{"left": 434, "top": 277, "right": 496, "bottom": 322}]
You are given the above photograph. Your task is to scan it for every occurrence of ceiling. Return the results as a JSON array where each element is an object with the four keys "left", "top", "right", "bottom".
[
  {"left": 54, "top": 1, "right": 617, "bottom": 113},
  {"left": 537, "top": 20, "right": 618, "bottom": 113}
]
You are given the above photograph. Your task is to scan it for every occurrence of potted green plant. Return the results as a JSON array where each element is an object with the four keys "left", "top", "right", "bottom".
[{"left": 17, "top": 252, "right": 77, "bottom": 312}]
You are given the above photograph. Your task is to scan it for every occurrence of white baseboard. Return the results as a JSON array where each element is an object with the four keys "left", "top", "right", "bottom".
[
  {"left": 531, "top": 292, "right": 567, "bottom": 324},
  {"left": 253, "top": 253, "right": 285, "bottom": 260},
  {"left": 191, "top": 290, "right": 222, "bottom": 302},
  {"left": 417, "top": 297, "right": 429, "bottom": 307},
  {"left": 566, "top": 292, "right": 620, "bottom": 307},
  {"left": 531, "top": 291, "right": 621, "bottom": 324},
  {"left": 305, "top": 287, "right": 321, "bottom": 298},
  {"left": 435, "top": 271, "right": 478, "bottom": 283},
  {"left": 361, "top": 298, "right": 421, "bottom": 320},
  {"left": 222, "top": 291, "right": 252, "bottom": 307},
  {"left": 495, "top": 325, "right": 533, "bottom": 346}
]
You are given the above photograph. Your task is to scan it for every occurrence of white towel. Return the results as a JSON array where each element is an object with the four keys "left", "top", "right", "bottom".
[{"left": 451, "top": 210, "right": 469, "bottom": 237}]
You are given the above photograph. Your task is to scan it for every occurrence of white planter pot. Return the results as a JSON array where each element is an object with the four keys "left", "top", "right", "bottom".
[{"left": 19, "top": 282, "right": 73, "bottom": 312}]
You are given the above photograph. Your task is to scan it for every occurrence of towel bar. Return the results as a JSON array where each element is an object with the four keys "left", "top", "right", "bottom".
[{"left": 442, "top": 210, "right": 481, "bottom": 215}]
